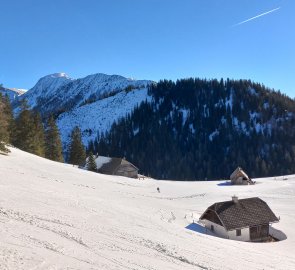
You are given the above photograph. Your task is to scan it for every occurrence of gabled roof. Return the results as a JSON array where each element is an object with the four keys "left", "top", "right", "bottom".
[
  {"left": 200, "top": 197, "right": 279, "bottom": 230},
  {"left": 230, "top": 167, "right": 254, "bottom": 184},
  {"left": 230, "top": 167, "right": 249, "bottom": 181},
  {"left": 98, "top": 157, "right": 138, "bottom": 175}
]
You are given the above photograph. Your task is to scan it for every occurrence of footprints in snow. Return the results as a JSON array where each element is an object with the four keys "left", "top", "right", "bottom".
[
  {"left": 37, "top": 175, "right": 96, "bottom": 189},
  {"left": 72, "top": 183, "right": 96, "bottom": 189}
]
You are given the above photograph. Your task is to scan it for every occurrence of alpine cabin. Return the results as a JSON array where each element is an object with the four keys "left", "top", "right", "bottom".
[
  {"left": 199, "top": 196, "right": 279, "bottom": 242},
  {"left": 230, "top": 167, "right": 254, "bottom": 185},
  {"left": 96, "top": 156, "right": 139, "bottom": 178}
]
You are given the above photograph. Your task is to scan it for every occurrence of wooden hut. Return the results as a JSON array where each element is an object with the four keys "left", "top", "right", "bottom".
[
  {"left": 96, "top": 156, "right": 139, "bottom": 178},
  {"left": 230, "top": 167, "right": 254, "bottom": 185},
  {"left": 199, "top": 196, "right": 279, "bottom": 242}
]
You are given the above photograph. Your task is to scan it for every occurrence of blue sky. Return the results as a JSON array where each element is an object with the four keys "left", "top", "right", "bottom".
[{"left": 0, "top": 0, "right": 294, "bottom": 97}]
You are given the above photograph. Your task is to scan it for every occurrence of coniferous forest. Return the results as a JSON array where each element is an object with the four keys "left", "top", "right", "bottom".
[
  {"left": 0, "top": 95, "right": 65, "bottom": 161},
  {"left": 2, "top": 78, "right": 295, "bottom": 180},
  {"left": 88, "top": 78, "right": 295, "bottom": 180},
  {"left": 0, "top": 93, "right": 86, "bottom": 168}
]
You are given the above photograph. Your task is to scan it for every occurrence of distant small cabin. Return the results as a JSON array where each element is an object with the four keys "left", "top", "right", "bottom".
[
  {"left": 96, "top": 156, "right": 139, "bottom": 178},
  {"left": 230, "top": 167, "right": 254, "bottom": 185},
  {"left": 199, "top": 196, "right": 279, "bottom": 242}
]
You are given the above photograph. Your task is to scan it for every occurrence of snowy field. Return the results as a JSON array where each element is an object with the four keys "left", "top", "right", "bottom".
[{"left": 0, "top": 148, "right": 295, "bottom": 270}]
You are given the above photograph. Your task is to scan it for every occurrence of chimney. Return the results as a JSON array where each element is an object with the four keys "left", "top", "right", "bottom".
[{"left": 232, "top": 195, "right": 239, "bottom": 203}]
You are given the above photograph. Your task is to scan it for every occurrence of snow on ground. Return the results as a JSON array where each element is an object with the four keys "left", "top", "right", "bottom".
[
  {"left": 57, "top": 88, "right": 151, "bottom": 147},
  {"left": 0, "top": 87, "right": 26, "bottom": 101},
  {"left": 1, "top": 148, "right": 295, "bottom": 270}
]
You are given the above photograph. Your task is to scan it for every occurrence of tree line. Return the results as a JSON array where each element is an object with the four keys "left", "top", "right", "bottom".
[
  {"left": 0, "top": 94, "right": 88, "bottom": 168},
  {"left": 3, "top": 77, "right": 295, "bottom": 180},
  {"left": 88, "top": 78, "right": 295, "bottom": 180}
]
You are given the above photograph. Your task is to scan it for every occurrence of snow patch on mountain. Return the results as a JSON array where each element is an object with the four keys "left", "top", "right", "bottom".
[
  {"left": 16, "top": 73, "right": 152, "bottom": 116},
  {"left": 0, "top": 87, "right": 26, "bottom": 101},
  {"left": 57, "top": 88, "right": 151, "bottom": 147},
  {"left": 20, "top": 73, "right": 73, "bottom": 108},
  {"left": 61, "top": 73, "right": 151, "bottom": 108},
  {"left": 209, "top": 130, "right": 219, "bottom": 141}
]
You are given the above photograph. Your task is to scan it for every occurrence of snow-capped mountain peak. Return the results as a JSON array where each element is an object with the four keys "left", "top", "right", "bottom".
[
  {"left": 19, "top": 72, "right": 73, "bottom": 108},
  {"left": 16, "top": 72, "right": 152, "bottom": 113},
  {"left": 50, "top": 72, "right": 69, "bottom": 78},
  {"left": 12, "top": 72, "right": 153, "bottom": 149}
]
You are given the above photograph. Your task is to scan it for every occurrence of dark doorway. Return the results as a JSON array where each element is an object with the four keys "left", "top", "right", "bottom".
[{"left": 250, "top": 224, "right": 269, "bottom": 241}]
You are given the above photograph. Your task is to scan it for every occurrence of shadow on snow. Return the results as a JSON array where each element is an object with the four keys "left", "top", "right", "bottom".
[
  {"left": 185, "top": 223, "right": 214, "bottom": 236},
  {"left": 185, "top": 223, "right": 287, "bottom": 242}
]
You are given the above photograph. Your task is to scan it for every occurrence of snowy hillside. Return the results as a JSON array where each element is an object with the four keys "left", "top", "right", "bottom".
[
  {"left": 17, "top": 72, "right": 151, "bottom": 114},
  {"left": 14, "top": 72, "right": 153, "bottom": 147},
  {"left": 19, "top": 73, "right": 72, "bottom": 108},
  {"left": 0, "top": 148, "right": 294, "bottom": 270},
  {"left": 0, "top": 86, "right": 26, "bottom": 101},
  {"left": 57, "top": 88, "right": 151, "bottom": 147}
]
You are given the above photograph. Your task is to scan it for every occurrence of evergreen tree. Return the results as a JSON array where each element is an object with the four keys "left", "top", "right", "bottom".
[
  {"left": 31, "top": 112, "right": 46, "bottom": 157},
  {"left": 0, "top": 93, "right": 10, "bottom": 153},
  {"left": 89, "top": 78, "right": 295, "bottom": 180},
  {"left": 45, "top": 116, "right": 64, "bottom": 162},
  {"left": 87, "top": 151, "right": 97, "bottom": 171},
  {"left": 68, "top": 126, "right": 86, "bottom": 166},
  {"left": 13, "top": 100, "right": 46, "bottom": 156},
  {"left": 2, "top": 94, "right": 14, "bottom": 144},
  {"left": 12, "top": 100, "right": 36, "bottom": 153}
]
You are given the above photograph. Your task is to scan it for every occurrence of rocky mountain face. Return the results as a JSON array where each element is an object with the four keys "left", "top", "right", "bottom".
[{"left": 13, "top": 73, "right": 153, "bottom": 148}]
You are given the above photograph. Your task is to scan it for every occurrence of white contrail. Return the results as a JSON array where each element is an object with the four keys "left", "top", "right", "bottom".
[{"left": 234, "top": 7, "right": 280, "bottom": 26}]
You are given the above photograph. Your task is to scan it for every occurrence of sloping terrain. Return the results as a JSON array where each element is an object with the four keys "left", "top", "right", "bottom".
[
  {"left": 57, "top": 88, "right": 151, "bottom": 147},
  {"left": 13, "top": 73, "right": 152, "bottom": 147},
  {"left": 97, "top": 79, "right": 295, "bottom": 180},
  {"left": 16, "top": 73, "right": 151, "bottom": 115},
  {"left": 0, "top": 148, "right": 294, "bottom": 269},
  {"left": 0, "top": 87, "right": 26, "bottom": 101}
]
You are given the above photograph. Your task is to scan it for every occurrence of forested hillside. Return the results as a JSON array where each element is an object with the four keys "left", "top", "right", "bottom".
[{"left": 89, "top": 78, "right": 295, "bottom": 180}]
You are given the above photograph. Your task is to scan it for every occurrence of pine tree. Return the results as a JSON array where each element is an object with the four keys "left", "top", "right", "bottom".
[
  {"left": 45, "top": 116, "right": 64, "bottom": 162},
  {"left": 2, "top": 94, "right": 14, "bottom": 144},
  {"left": 12, "top": 100, "right": 36, "bottom": 153},
  {"left": 12, "top": 100, "right": 47, "bottom": 156},
  {"left": 68, "top": 126, "right": 86, "bottom": 166},
  {"left": 0, "top": 93, "right": 10, "bottom": 153},
  {"left": 87, "top": 151, "right": 97, "bottom": 172},
  {"left": 31, "top": 112, "right": 46, "bottom": 157}
]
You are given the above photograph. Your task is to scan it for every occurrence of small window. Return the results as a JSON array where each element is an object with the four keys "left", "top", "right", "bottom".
[
  {"left": 211, "top": 225, "right": 214, "bottom": 232},
  {"left": 236, "top": 229, "right": 241, "bottom": 236}
]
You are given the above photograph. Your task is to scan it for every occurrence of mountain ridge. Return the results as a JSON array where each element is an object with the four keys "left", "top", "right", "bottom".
[
  {"left": 12, "top": 72, "right": 153, "bottom": 150},
  {"left": 0, "top": 86, "right": 26, "bottom": 101},
  {"left": 8, "top": 73, "right": 295, "bottom": 180}
]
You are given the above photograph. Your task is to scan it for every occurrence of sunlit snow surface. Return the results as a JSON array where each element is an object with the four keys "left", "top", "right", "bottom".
[
  {"left": 57, "top": 88, "right": 151, "bottom": 147},
  {"left": 17, "top": 73, "right": 153, "bottom": 147},
  {"left": 0, "top": 87, "right": 26, "bottom": 101},
  {"left": 0, "top": 148, "right": 295, "bottom": 270}
]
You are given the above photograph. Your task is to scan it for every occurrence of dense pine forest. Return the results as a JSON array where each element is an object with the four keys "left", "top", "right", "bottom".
[{"left": 88, "top": 78, "right": 295, "bottom": 180}]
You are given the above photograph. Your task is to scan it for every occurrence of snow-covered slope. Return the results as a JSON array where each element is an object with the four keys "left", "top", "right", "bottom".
[
  {"left": 18, "top": 73, "right": 151, "bottom": 115},
  {"left": 1, "top": 148, "right": 294, "bottom": 269},
  {"left": 57, "top": 87, "right": 151, "bottom": 146},
  {"left": 0, "top": 86, "right": 26, "bottom": 101},
  {"left": 15, "top": 72, "right": 153, "bottom": 147},
  {"left": 20, "top": 73, "right": 72, "bottom": 108}
]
